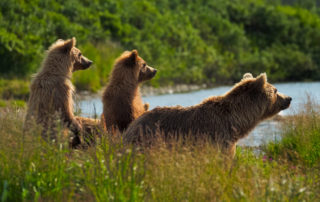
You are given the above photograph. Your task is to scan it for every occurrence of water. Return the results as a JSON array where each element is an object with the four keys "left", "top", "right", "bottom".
[{"left": 78, "top": 82, "right": 320, "bottom": 146}]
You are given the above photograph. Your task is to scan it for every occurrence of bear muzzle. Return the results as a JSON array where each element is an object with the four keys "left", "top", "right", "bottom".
[
  {"left": 83, "top": 60, "right": 93, "bottom": 69},
  {"left": 281, "top": 96, "right": 292, "bottom": 110},
  {"left": 152, "top": 69, "right": 158, "bottom": 77},
  {"left": 73, "top": 57, "right": 93, "bottom": 71}
]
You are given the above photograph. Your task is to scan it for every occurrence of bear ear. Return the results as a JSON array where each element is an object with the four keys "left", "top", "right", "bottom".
[
  {"left": 242, "top": 73, "right": 253, "bottom": 81},
  {"left": 126, "top": 49, "right": 138, "bottom": 66},
  {"left": 254, "top": 73, "right": 267, "bottom": 88},
  {"left": 62, "top": 37, "right": 76, "bottom": 52}
]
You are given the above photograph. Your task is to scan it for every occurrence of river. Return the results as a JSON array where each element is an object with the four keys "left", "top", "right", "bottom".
[{"left": 78, "top": 82, "right": 320, "bottom": 146}]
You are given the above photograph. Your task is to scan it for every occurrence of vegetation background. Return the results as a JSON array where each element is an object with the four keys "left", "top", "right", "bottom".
[
  {"left": 1, "top": 0, "right": 320, "bottom": 94},
  {"left": 1, "top": 0, "right": 320, "bottom": 201}
]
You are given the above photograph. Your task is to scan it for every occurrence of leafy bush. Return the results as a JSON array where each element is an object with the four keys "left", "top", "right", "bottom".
[
  {"left": 1, "top": 0, "right": 320, "bottom": 90},
  {"left": 72, "top": 41, "right": 123, "bottom": 92},
  {"left": 0, "top": 79, "right": 29, "bottom": 100}
]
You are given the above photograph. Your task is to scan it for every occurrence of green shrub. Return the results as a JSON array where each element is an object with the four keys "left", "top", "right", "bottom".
[
  {"left": 265, "top": 97, "right": 320, "bottom": 167},
  {"left": 0, "top": 79, "right": 29, "bottom": 100},
  {"left": 2, "top": 0, "right": 320, "bottom": 89}
]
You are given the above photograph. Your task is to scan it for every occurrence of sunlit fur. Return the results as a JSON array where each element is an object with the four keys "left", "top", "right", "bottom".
[
  {"left": 102, "top": 50, "right": 157, "bottom": 133},
  {"left": 75, "top": 116, "right": 102, "bottom": 147},
  {"left": 24, "top": 38, "right": 92, "bottom": 144},
  {"left": 123, "top": 73, "right": 292, "bottom": 157}
]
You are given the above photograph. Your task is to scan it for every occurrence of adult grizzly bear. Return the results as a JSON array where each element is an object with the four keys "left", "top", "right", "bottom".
[
  {"left": 24, "top": 37, "right": 92, "bottom": 144},
  {"left": 123, "top": 73, "right": 292, "bottom": 157},
  {"left": 102, "top": 50, "right": 157, "bottom": 133}
]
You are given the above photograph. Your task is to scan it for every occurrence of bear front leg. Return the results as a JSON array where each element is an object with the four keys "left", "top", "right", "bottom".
[
  {"left": 61, "top": 104, "right": 83, "bottom": 148},
  {"left": 144, "top": 103, "right": 149, "bottom": 111},
  {"left": 69, "top": 118, "right": 83, "bottom": 135},
  {"left": 221, "top": 141, "right": 237, "bottom": 159},
  {"left": 229, "top": 143, "right": 237, "bottom": 159},
  {"left": 67, "top": 117, "right": 83, "bottom": 148}
]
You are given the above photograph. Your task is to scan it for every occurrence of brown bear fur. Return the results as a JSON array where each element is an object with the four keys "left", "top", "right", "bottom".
[
  {"left": 102, "top": 50, "right": 157, "bottom": 133},
  {"left": 74, "top": 116, "right": 102, "bottom": 147},
  {"left": 24, "top": 37, "right": 93, "bottom": 144},
  {"left": 123, "top": 73, "right": 292, "bottom": 157}
]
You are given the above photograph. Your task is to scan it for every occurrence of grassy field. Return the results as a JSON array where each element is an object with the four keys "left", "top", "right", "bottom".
[{"left": 1, "top": 101, "right": 320, "bottom": 201}]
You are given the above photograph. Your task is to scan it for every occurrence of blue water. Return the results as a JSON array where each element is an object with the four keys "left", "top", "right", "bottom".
[{"left": 79, "top": 82, "right": 320, "bottom": 146}]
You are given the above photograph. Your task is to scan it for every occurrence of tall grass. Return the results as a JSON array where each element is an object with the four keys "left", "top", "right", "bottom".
[
  {"left": 1, "top": 100, "right": 320, "bottom": 201},
  {"left": 144, "top": 145, "right": 319, "bottom": 201},
  {"left": 265, "top": 97, "right": 320, "bottom": 167},
  {"left": 0, "top": 108, "right": 145, "bottom": 201}
]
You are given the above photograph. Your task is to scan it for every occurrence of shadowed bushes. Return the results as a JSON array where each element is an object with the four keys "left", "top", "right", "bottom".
[{"left": 2, "top": 0, "right": 320, "bottom": 92}]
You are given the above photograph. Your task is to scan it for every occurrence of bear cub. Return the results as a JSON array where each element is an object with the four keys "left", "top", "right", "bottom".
[
  {"left": 102, "top": 50, "right": 157, "bottom": 133},
  {"left": 24, "top": 37, "right": 92, "bottom": 143}
]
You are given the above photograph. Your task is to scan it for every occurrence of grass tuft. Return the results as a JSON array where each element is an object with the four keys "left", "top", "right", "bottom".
[{"left": 265, "top": 97, "right": 320, "bottom": 167}]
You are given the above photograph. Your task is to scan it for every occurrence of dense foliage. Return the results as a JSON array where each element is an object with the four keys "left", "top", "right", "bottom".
[{"left": 1, "top": 0, "right": 320, "bottom": 90}]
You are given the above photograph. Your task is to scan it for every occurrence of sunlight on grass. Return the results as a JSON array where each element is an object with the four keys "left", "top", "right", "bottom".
[
  {"left": 0, "top": 108, "right": 144, "bottom": 201},
  {"left": 0, "top": 100, "right": 320, "bottom": 201},
  {"left": 265, "top": 96, "right": 320, "bottom": 167}
]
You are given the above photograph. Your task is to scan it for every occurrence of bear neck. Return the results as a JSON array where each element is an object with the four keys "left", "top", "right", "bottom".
[
  {"left": 109, "top": 76, "right": 140, "bottom": 100},
  {"left": 203, "top": 96, "right": 265, "bottom": 142},
  {"left": 39, "top": 53, "right": 73, "bottom": 79}
]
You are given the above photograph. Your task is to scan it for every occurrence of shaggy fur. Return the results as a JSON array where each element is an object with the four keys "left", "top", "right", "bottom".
[
  {"left": 123, "top": 73, "right": 292, "bottom": 157},
  {"left": 75, "top": 116, "right": 102, "bottom": 146},
  {"left": 102, "top": 50, "right": 157, "bottom": 133},
  {"left": 24, "top": 38, "right": 92, "bottom": 144}
]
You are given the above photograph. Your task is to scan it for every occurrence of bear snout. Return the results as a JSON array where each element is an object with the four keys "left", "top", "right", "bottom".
[
  {"left": 152, "top": 69, "right": 158, "bottom": 76},
  {"left": 85, "top": 60, "right": 93, "bottom": 68},
  {"left": 281, "top": 96, "right": 292, "bottom": 110},
  {"left": 80, "top": 59, "right": 93, "bottom": 69},
  {"left": 74, "top": 57, "right": 93, "bottom": 71}
]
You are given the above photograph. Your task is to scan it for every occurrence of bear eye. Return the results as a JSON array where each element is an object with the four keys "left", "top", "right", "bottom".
[
  {"left": 274, "top": 89, "right": 277, "bottom": 94},
  {"left": 78, "top": 53, "right": 82, "bottom": 57},
  {"left": 143, "top": 63, "right": 146, "bottom": 68}
]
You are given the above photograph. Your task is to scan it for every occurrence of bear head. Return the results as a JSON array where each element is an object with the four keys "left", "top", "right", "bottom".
[
  {"left": 114, "top": 50, "right": 157, "bottom": 83},
  {"left": 49, "top": 37, "right": 93, "bottom": 72},
  {"left": 229, "top": 73, "right": 292, "bottom": 120}
]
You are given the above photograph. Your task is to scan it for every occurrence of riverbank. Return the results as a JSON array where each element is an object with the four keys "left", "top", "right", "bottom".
[
  {"left": 77, "top": 83, "right": 209, "bottom": 101},
  {"left": 0, "top": 101, "right": 319, "bottom": 201},
  {"left": 0, "top": 75, "right": 211, "bottom": 101}
]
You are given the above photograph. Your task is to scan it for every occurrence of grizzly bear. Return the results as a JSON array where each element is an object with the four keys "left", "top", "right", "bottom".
[
  {"left": 102, "top": 50, "right": 157, "bottom": 133},
  {"left": 24, "top": 37, "right": 92, "bottom": 145},
  {"left": 123, "top": 73, "right": 292, "bottom": 157}
]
